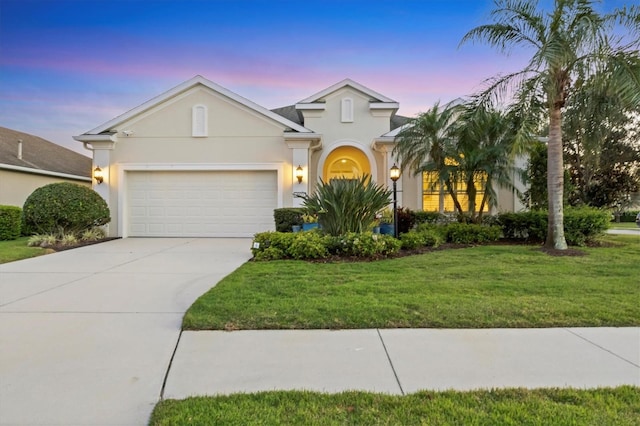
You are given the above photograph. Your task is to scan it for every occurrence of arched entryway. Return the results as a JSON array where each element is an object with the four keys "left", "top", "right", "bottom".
[{"left": 322, "top": 146, "right": 371, "bottom": 181}]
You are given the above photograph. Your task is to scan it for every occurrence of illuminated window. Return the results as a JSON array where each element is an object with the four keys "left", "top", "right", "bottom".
[{"left": 422, "top": 171, "right": 488, "bottom": 213}]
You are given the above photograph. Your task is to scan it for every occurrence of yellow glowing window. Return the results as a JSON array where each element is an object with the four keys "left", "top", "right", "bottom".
[{"left": 422, "top": 171, "right": 488, "bottom": 213}]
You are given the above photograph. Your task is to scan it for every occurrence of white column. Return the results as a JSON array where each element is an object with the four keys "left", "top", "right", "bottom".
[{"left": 287, "top": 141, "right": 312, "bottom": 208}]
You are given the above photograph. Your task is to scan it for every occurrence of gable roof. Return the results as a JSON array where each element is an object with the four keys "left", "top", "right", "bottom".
[
  {"left": 0, "top": 126, "right": 91, "bottom": 178},
  {"left": 270, "top": 106, "right": 410, "bottom": 132},
  {"left": 81, "top": 75, "right": 313, "bottom": 136},
  {"left": 298, "top": 78, "right": 397, "bottom": 104}
]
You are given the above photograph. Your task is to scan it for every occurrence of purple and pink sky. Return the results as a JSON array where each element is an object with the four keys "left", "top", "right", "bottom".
[{"left": 0, "top": 0, "right": 627, "bottom": 155}]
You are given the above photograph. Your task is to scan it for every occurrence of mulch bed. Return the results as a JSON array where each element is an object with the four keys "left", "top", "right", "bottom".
[{"left": 43, "top": 237, "right": 120, "bottom": 252}]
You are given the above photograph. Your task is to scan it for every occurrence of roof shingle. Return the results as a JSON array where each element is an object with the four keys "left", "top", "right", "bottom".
[{"left": 0, "top": 126, "right": 91, "bottom": 177}]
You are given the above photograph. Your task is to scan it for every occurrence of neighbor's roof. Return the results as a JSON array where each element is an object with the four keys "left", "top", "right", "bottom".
[{"left": 0, "top": 126, "right": 91, "bottom": 178}]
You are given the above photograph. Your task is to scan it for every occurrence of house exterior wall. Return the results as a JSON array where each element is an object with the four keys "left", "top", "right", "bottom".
[
  {"left": 0, "top": 169, "right": 90, "bottom": 208},
  {"left": 302, "top": 87, "right": 394, "bottom": 188},
  {"left": 93, "top": 86, "right": 298, "bottom": 236}
]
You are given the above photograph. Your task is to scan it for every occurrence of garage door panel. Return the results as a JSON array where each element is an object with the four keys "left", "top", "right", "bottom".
[{"left": 126, "top": 170, "right": 277, "bottom": 237}]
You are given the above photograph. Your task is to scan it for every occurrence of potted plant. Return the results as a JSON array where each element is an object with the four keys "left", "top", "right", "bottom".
[
  {"left": 379, "top": 208, "right": 394, "bottom": 235},
  {"left": 301, "top": 213, "right": 319, "bottom": 231}
]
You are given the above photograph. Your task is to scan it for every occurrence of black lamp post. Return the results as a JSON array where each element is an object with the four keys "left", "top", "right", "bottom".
[{"left": 390, "top": 164, "right": 401, "bottom": 238}]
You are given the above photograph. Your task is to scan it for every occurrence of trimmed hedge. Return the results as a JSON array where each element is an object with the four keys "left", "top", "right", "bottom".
[
  {"left": 0, "top": 205, "right": 22, "bottom": 240},
  {"left": 442, "top": 223, "right": 502, "bottom": 244},
  {"left": 413, "top": 211, "right": 445, "bottom": 225},
  {"left": 22, "top": 183, "right": 110, "bottom": 236},
  {"left": 615, "top": 210, "right": 639, "bottom": 223},
  {"left": 274, "top": 208, "right": 305, "bottom": 232},
  {"left": 496, "top": 207, "right": 609, "bottom": 246}
]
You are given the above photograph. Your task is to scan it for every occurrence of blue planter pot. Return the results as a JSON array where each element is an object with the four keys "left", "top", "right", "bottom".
[
  {"left": 302, "top": 223, "right": 319, "bottom": 231},
  {"left": 379, "top": 223, "right": 394, "bottom": 235},
  {"left": 292, "top": 225, "right": 301, "bottom": 233}
]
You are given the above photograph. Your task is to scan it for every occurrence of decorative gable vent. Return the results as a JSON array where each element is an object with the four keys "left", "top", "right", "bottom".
[
  {"left": 192, "top": 105, "right": 208, "bottom": 137},
  {"left": 341, "top": 97, "right": 354, "bottom": 123}
]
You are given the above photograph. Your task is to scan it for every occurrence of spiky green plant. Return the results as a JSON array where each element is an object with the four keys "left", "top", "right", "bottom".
[{"left": 303, "top": 175, "right": 391, "bottom": 236}]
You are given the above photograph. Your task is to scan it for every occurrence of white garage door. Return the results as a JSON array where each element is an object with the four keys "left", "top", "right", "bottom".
[{"left": 126, "top": 170, "right": 277, "bottom": 237}]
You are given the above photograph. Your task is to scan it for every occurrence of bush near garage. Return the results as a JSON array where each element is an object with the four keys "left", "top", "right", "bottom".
[
  {"left": 273, "top": 208, "right": 305, "bottom": 232},
  {"left": 0, "top": 205, "right": 22, "bottom": 240},
  {"left": 22, "top": 183, "right": 110, "bottom": 236}
]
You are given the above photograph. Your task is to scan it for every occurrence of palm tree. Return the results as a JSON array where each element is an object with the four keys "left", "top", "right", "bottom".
[
  {"left": 461, "top": 0, "right": 640, "bottom": 249},
  {"left": 394, "top": 101, "right": 524, "bottom": 222},
  {"left": 393, "top": 102, "right": 465, "bottom": 215}
]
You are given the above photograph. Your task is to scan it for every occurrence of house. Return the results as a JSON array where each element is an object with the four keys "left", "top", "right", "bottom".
[
  {"left": 0, "top": 126, "right": 91, "bottom": 207},
  {"left": 74, "top": 75, "right": 525, "bottom": 238}
]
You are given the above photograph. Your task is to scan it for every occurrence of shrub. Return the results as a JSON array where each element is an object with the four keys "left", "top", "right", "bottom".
[
  {"left": 616, "top": 210, "right": 639, "bottom": 223},
  {"left": 399, "top": 231, "right": 425, "bottom": 250},
  {"left": 496, "top": 208, "right": 609, "bottom": 246},
  {"left": 251, "top": 231, "right": 296, "bottom": 259},
  {"left": 81, "top": 227, "right": 106, "bottom": 241},
  {"left": 414, "top": 211, "right": 444, "bottom": 225},
  {"left": 330, "top": 232, "right": 401, "bottom": 258},
  {"left": 443, "top": 223, "right": 502, "bottom": 244},
  {"left": 254, "top": 246, "right": 287, "bottom": 261},
  {"left": 287, "top": 231, "right": 329, "bottom": 260},
  {"left": 396, "top": 207, "right": 416, "bottom": 234},
  {"left": 22, "top": 183, "right": 110, "bottom": 236},
  {"left": 303, "top": 175, "right": 391, "bottom": 236},
  {"left": 564, "top": 207, "right": 610, "bottom": 246},
  {"left": 273, "top": 208, "right": 305, "bottom": 232},
  {"left": 60, "top": 233, "right": 78, "bottom": 246},
  {"left": 0, "top": 205, "right": 22, "bottom": 240},
  {"left": 27, "top": 234, "right": 57, "bottom": 247},
  {"left": 495, "top": 211, "right": 547, "bottom": 241}
]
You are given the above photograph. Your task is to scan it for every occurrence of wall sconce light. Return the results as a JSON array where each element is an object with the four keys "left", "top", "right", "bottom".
[
  {"left": 93, "top": 166, "right": 104, "bottom": 184},
  {"left": 295, "top": 165, "right": 304, "bottom": 184}
]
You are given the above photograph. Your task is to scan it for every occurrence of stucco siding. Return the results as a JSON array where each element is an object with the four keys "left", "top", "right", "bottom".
[{"left": 0, "top": 169, "right": 90, "bottom": 208}]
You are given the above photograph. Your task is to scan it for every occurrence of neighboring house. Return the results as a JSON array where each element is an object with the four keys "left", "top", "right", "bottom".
[
  {"left": 0, "top": 126, "right": 91, "bottom": 208},
  {"left": 74, "top": 75, "right": 525, "bottom": 238}
]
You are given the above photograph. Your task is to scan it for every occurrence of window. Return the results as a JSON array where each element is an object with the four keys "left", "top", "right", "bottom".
[
  {"left": 341, "top": 97, "right": 353, "bottom": 122},
  {"left": 422, "top": 171, "right": 488, "bottom": 213},
  {"left": 192, "top": 105, "right": 207, "bottom": 137}
]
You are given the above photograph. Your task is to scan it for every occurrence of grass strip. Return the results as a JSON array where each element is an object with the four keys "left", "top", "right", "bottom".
[
  {"left": 150, "top": 386, "right": 640, "bottom": 426},
  {"left": 0, "top": 237, "right": 49, "bottom": 264}
]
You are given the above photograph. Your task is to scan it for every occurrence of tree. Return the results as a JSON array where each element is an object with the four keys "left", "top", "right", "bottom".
[
  {"left": 461, "top": 0, "right": 640, "bottom": 249},
  {"left": 563, "top": 74, "right": 640, "bottom": 208},
  {"left": 394, "top": 101, "right": 525, "bottom": 222}
]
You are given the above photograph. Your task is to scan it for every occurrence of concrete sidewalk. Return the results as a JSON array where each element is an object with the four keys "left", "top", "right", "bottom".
[{"left": 164, "top": 327, "right": 639, "bottom": 399}]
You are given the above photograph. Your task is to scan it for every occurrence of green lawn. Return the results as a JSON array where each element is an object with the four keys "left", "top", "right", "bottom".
[
  {"left": 0, "top": 237, "right": 49, "bottom": 264},
  {"left": 610, "top": 222, "right": 640, "bottom": 230},
  {"left": 184, "top": 235, "right": 640, "bottom": 330},
  {"left": 150, "top": 386, "right": 640, "bottom": 426}
]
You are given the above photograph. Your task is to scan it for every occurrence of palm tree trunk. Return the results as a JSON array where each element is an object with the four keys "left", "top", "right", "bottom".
[{"left": 545, "top": 105, "right": 568, "bottom": 249}]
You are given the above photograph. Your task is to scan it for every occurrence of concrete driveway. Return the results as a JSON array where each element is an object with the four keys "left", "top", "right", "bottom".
[{"left": 0, "top": 238, "right": 252, "bottom": 426}]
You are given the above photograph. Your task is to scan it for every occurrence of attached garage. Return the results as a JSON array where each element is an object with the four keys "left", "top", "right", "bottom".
[{"left": 125, "top": 170, "right": 277, "bottom": 237}]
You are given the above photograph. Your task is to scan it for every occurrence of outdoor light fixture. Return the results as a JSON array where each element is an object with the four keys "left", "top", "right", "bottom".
[
  {"left": 93, "top": 166, "right": 104, "bottom": 184},
  {"left": 390, "top": 164, "right": 401, "bottom": 238},
  {"left": 295, "top": 165, "right": 304, "bottom": 184}
]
